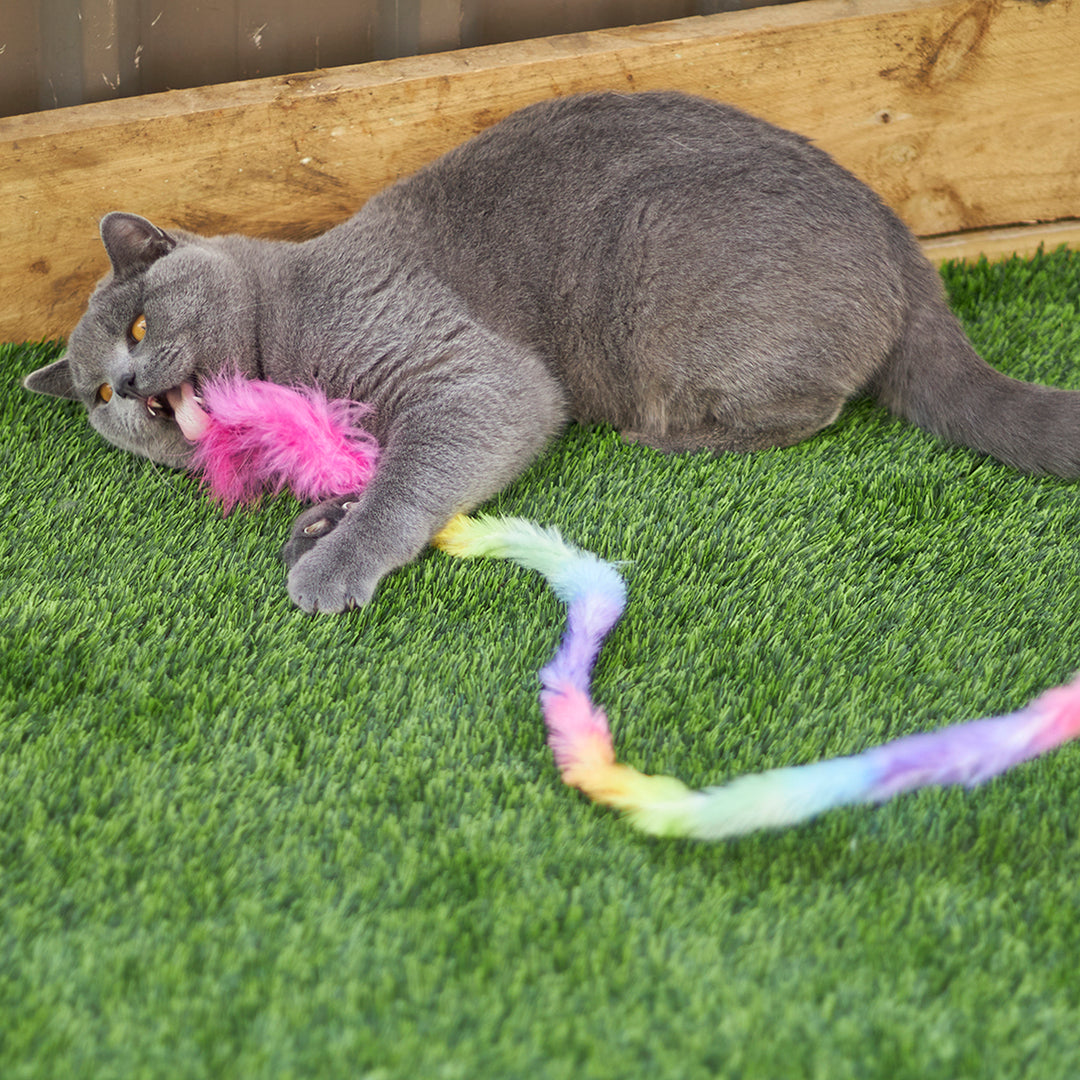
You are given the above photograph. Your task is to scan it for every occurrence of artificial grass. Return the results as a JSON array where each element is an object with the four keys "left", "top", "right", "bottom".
[{"left": 2, "top": 247, "right": 1080, "bottom": 1078}]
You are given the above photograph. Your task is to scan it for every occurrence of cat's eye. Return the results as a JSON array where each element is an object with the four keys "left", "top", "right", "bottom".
[
  {"left": 129, "top": 313, "right": 147, "bottom": 343},
  {"left": 97, "top": 383, "right": 113, "bottom": 403}
]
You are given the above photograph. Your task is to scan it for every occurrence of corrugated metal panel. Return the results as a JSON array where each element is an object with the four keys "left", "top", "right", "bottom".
[{"left": 1, "top": 0, "right": 793, "bottom": 118}]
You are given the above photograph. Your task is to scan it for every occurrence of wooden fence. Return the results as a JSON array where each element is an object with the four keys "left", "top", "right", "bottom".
[{"left": 1, "top": 0, "right": 1077, "bottom": 342}]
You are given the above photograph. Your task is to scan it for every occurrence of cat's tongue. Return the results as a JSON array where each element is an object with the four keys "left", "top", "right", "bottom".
[{"left": 166, "top": 383, "right": 210, "bottom": 441}]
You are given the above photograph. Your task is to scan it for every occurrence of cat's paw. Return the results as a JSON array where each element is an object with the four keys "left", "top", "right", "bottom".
[
  {"left": 280, "top": 497, "right": 361, "bottom": 569},
  {"left": 282, "top": 493, "right": 434, "bottom": 613},
  {"left": 286, "top": 538, "right": 381, "bottom": 614}
]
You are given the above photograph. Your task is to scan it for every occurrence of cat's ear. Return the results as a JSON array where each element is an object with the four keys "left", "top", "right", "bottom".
[
  {"left": 100, "top": 212, "right": 177, "bottom": 279},
  {"left": 23, "top": 356, "right": 79, "bottom": 401}
]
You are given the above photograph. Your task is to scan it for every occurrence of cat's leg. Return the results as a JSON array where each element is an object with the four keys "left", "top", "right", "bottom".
[{"left": 282, "top": 354, "right": 566, "bottom": 613}]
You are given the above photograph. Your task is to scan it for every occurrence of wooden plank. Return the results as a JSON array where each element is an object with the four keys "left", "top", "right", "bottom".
[
  {"left": 2, "top": 0, "right": 1078, "bottom": 342},
  {"left": 921, "top": 221, "right": 1080, "bottom": 266}
]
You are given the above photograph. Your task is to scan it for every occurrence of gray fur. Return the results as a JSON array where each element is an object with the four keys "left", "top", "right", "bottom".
[{"left": 23, "top": 91, "right": 1080, "bottom": 612}]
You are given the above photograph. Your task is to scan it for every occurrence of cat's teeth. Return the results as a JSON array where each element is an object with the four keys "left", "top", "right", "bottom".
[{"left": 145, "top": 394, "right": 175, "bottom": 419}]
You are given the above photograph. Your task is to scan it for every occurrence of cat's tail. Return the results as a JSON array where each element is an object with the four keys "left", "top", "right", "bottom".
[{"left": 874, "top": 258, "right": 1080, "bottom": 478}]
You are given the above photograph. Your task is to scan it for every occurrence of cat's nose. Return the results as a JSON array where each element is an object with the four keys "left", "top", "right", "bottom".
[{"left": 114, "top": 372, "right": 140, "bottom": 400}]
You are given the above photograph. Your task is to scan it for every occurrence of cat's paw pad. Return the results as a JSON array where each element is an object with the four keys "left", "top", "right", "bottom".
[{"left": 280, "top": 497, "right": 361, "bottom": 568}]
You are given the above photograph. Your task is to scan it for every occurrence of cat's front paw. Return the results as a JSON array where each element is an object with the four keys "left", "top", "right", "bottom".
[
  {"left": 282, "top": 493, "right": 433, "bottom": 613},
  {"left": 286, "top": 540, "right": 381, "bottom": 614},
  {"left": 280, "top": 496, "right": 360, "bottom": 569}
]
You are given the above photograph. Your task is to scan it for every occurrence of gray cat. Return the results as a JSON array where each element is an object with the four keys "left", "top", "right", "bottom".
[{"left": 23, "top": 91, "right": 1080, "bottom": 612}]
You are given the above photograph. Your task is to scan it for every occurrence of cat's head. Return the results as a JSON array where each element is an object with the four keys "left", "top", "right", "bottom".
[{"left": 23, "top": 212, "right": 261, "bottom": 468}]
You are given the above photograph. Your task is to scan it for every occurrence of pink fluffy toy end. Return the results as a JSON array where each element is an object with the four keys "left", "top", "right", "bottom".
[{"left": 168, "top": 375, "right": 379, "bottom": 510}]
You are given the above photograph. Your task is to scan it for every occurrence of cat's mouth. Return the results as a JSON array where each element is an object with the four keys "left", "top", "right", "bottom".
[
  {"left": 118, "top": 381, "right": 208, "bottom": 441},
  {"left": 109, "top": 378, "right": 204, "bottom": 436}
]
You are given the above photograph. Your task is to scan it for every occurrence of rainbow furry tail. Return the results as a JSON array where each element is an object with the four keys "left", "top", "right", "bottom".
[
  {"left": 170, "top": 375, "right": 379, "bottom": 510},
  {"left": 434, "top": 513, "right": 1080, "bottom": 840}
]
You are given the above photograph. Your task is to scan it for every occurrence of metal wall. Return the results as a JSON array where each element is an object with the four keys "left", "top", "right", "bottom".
[{"left": 0, "top": 0, "right": 790, "bottom": 118}]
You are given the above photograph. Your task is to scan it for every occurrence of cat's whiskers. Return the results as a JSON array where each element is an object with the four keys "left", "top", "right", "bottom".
[{"left": 138, "top": 449, "right": 198, "bottom": 500}]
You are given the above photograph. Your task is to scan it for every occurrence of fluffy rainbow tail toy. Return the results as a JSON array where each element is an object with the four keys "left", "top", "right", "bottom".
[
  {"left": 177, "top": 375, "right": 1080, "bottom": 840},
  {"left": 433, "top": 514, "right": 1080, "bottom": 839}
]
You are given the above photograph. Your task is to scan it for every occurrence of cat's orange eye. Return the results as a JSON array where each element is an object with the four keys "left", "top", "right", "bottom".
[
  {"left": 129, "top": 313, "right": 147, "bottom": 343},
  {"left": 97, "top": 383, "right": 113, "bottom": 403}
]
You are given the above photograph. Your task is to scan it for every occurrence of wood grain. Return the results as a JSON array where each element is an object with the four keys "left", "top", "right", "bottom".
[{"left": 2, "top": 0, "right": 1077, "bottom": 341}]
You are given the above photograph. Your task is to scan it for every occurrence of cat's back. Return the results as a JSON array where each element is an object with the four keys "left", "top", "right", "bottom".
[
  {"left": 412, "top": 91, "right": 825, "bottom": 202},
  {"left": 347, "top": 93, "right": 897, "bottom": 359},
  {"left": 371, "top": 92, "right": 882, "bottom": 236},
  {"left": 320, "top": 92, "right": 902, "bottom": 314}
]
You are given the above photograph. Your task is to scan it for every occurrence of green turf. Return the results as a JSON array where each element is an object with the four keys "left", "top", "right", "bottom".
[{"left": 3, "top": 248, "right": 1080, "bottom": 1079}]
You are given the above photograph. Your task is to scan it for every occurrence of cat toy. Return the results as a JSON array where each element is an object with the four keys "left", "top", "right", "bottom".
[
  {"left": 432, "top": 514, "right": 1080, "bottom": 838},
  {"left": 175, "top": 373, "right": 1080, "bottom": 840},
  {"left": 168, "top": 377, "right": 379, "bottom": 511}
]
